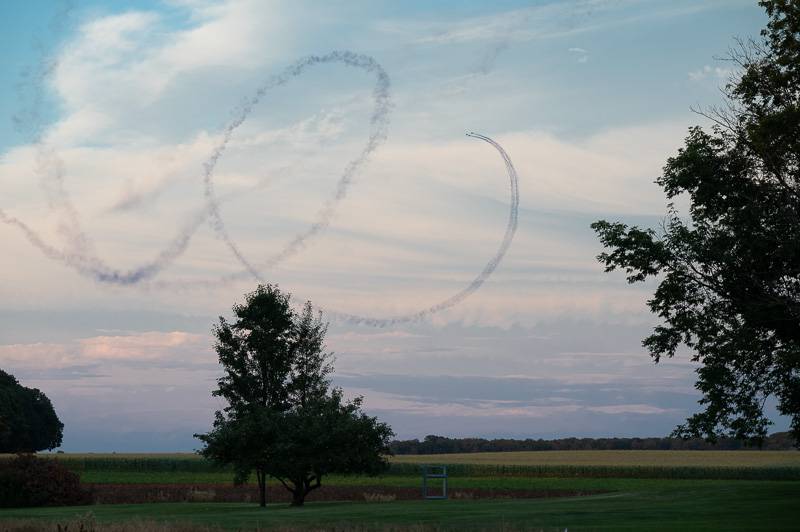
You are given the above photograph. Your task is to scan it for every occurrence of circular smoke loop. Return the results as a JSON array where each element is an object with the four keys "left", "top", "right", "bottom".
[{"left": 0, "top": 50, "right": 520, "bottom": 326}]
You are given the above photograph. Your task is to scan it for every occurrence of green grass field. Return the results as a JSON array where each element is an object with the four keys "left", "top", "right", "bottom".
[
  {"left": 2, "top": 480, "right": 799, "bottom": 530},
  {"left": 2, "top": 451, "right": 800, "bottom": 530}
]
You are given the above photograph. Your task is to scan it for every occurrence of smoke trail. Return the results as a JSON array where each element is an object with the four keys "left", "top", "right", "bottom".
[
  {"left": 144, "top": 132, "right": 519, "bottom": 326},
  {"left": 322, "top": 132, "right": 519, "bottom": 326},
  {"left": 0, "top": 51, "right": 391, "bottom": 285},
  {"left": 2, "top": 40, "right": 518, "bottom": 326},
  {"left": 204, "top": 51, "right": 391, "bottom": 279},
  {"left": 10, "top": 0, "right": 92, "bottom": 259}
]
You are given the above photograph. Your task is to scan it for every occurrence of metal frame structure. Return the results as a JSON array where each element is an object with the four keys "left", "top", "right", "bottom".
[{"left": 421, "top": 465, "right": 448, "bottom": 499}]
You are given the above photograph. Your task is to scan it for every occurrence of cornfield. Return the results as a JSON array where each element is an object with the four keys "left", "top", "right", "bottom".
[{"left": 3, "top": 452, "right": 798, "bottom": 481}]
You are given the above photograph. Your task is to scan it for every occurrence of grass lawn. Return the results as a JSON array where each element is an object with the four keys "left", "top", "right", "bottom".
[{"left": 1, "top": 479, "right": 799, "bottom": 530}]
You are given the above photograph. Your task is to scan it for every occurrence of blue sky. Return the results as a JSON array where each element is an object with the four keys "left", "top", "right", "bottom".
[{"left": 0, "top": 0, "right": 781, "bottom": 451}]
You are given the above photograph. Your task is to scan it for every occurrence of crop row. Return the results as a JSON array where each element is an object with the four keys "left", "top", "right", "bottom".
[{"left": 20, "top": 456, "right": 800, "bottom": 480}]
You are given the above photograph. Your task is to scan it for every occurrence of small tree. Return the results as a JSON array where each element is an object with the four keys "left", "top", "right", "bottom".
[
  {"left": 196, "top": 285, "right": 394, "bottom": 508},
  {"left": 0, "top": 369, "right": 63, "bottom": 453},
  {"left": 272, "top": 390, "right": 394, "bottom": 506}
]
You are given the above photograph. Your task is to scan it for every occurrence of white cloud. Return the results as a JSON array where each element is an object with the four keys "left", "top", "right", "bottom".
[
  {"left": 378, "top": 0, "right": 731, "bottom": 47},
  {"left": 48, "top": 0, "right": 291, "bottom": 146},
  {"left": 688, "top": 64, "right": 735, "bottom": 82},
  {"left": 568, "top": 47, "right": 589, "bottom": 63}
]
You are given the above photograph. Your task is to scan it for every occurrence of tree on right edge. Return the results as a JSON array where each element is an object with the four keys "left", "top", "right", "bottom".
[{"left": 592, "top": 0, "right": 800, "bottom": 444}]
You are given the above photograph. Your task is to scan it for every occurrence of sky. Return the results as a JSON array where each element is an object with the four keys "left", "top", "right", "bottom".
[{"left": 0, "top": 0, "right": 784, "bottom": 451}]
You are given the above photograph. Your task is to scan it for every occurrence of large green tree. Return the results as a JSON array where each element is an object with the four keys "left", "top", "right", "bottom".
[
  {"left": 592, "top": 0, "right": 799, "bottom": 444},
  {"left": 196, "top": 285, "right": 393, "bottom": 507},
  {"left": 0, "top": 370, "right": 63, "bottom": 452}
]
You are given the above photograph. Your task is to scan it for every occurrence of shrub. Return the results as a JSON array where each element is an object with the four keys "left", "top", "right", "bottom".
[{"left": 0, "top": 454, "right": 93, "bottom": 508}]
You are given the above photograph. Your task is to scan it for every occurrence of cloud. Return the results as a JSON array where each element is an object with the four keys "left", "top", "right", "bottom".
[
  {"left": 13, "top": 365, "right": 106, "bottom": 381},
  {"left": 587, "top": 404, "right": 675, "bottom": 415},
  {"left": 80, "top": 331, "right": 204, "bottom": 360},
  {"left": 52, "top": 1, "right": 286, "bottom": 122},
  {"left": 688, "top": 64, "right": 734, "bottom": 82},
  {"left": 0, "top": 0, "right": 782, "bottom": 450},
  {"left": 0, "top": 114, "right": 684, "bottom": 324},
  {"left": 389, "top": 2, "right": 609, "bottom": 45},
  {"left": 0, "top": 0, "right": 696, "bottom": 327},
  {"left": 333, "top": 372, "right": 690, "bottom": 438},
  {"left": 568, "top": 46, "right": 589, "bottom": 63},
  {"left": 352, "top": 388, "right": 586, "bottom": 418},
  {"left": 378, "top": 0, "right": 732, "bottom": 47},
  {"left": 0, "top": 330, "right": 213, "bottom": 371}
]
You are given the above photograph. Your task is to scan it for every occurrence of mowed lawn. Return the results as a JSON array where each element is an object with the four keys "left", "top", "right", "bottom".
[{"left": 1, "top": 480, "right": 799, "bottom": 530}]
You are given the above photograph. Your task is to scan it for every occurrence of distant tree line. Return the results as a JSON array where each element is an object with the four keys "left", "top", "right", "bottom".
[{"left": 390, "top": 433, "right": 796, "bottom": 454}]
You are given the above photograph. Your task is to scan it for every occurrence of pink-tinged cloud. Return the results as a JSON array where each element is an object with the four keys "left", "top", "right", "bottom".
[
  {"left": 80, "top": 331, "right": 206, "bottom": 360},
  {"left": 0, "top": 331, "right": 213, "bottom": 369}
]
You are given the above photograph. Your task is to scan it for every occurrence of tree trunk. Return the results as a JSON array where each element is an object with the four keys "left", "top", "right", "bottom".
[
  {"left": 288, "top": 475, "right": 321, "bottom": 507},
  {"left": 256, "top": 469, "right": 267, "bottom": 507},
  {"left": 290, "top": 489, "right": 306, "bottom": 507},
  {"left": 290, "top": 476, "right": 306, "bottom": 506}
]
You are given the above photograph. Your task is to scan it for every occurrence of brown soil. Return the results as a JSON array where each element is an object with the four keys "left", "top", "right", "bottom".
[{"left": 87, "top": 483, "right": 600, "bottom": 504}]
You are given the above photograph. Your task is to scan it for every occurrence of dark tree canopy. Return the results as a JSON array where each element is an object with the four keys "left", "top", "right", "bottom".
[
  {"left": 0, "top": 369, "right": 63, "bottom": 453},
  {"left": 196, "top": 285, "right": 394, "bottom": 507},
  {"left": 270, "top": 388, "right": 394, "bottom": 506},
  {"left": 592, "top": 0, "right": 800, "bottom": 444}
]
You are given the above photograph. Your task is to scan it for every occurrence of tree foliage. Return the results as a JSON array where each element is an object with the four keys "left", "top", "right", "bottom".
[
  {"left": 0, "top": 370, "right": 63, "bottom": 453},
  {"left": 196, "top": 285, "right": 393, "bottom": 507},
  {"left": 592, "top": 0, "right": 800, "bottom": 444}
]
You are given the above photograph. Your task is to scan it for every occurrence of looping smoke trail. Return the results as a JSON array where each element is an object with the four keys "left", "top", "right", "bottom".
[
  {"left": 2, "top": 43, "right": 519, "bottom": 326},
  {"left": 204, "top": 51, "right": 391, "bottom": 280},
  {"left": 184, "top": 131, "right": 519, "bottom": 326},
  {"left": 0, "top": 51, "right": 390, "bottom": 285},
  {"left": 322, "top": 132, "right": 519, "bottom": 326}
]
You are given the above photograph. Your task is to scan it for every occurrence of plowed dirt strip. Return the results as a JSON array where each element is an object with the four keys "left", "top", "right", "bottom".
[{"left": 88, "top": 483, "right": 602, "bottom": 504}]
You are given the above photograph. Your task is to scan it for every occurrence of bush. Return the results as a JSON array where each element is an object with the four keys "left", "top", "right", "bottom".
[{"left": 0, "top": 454, "right": 92, "bottom": 508}]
